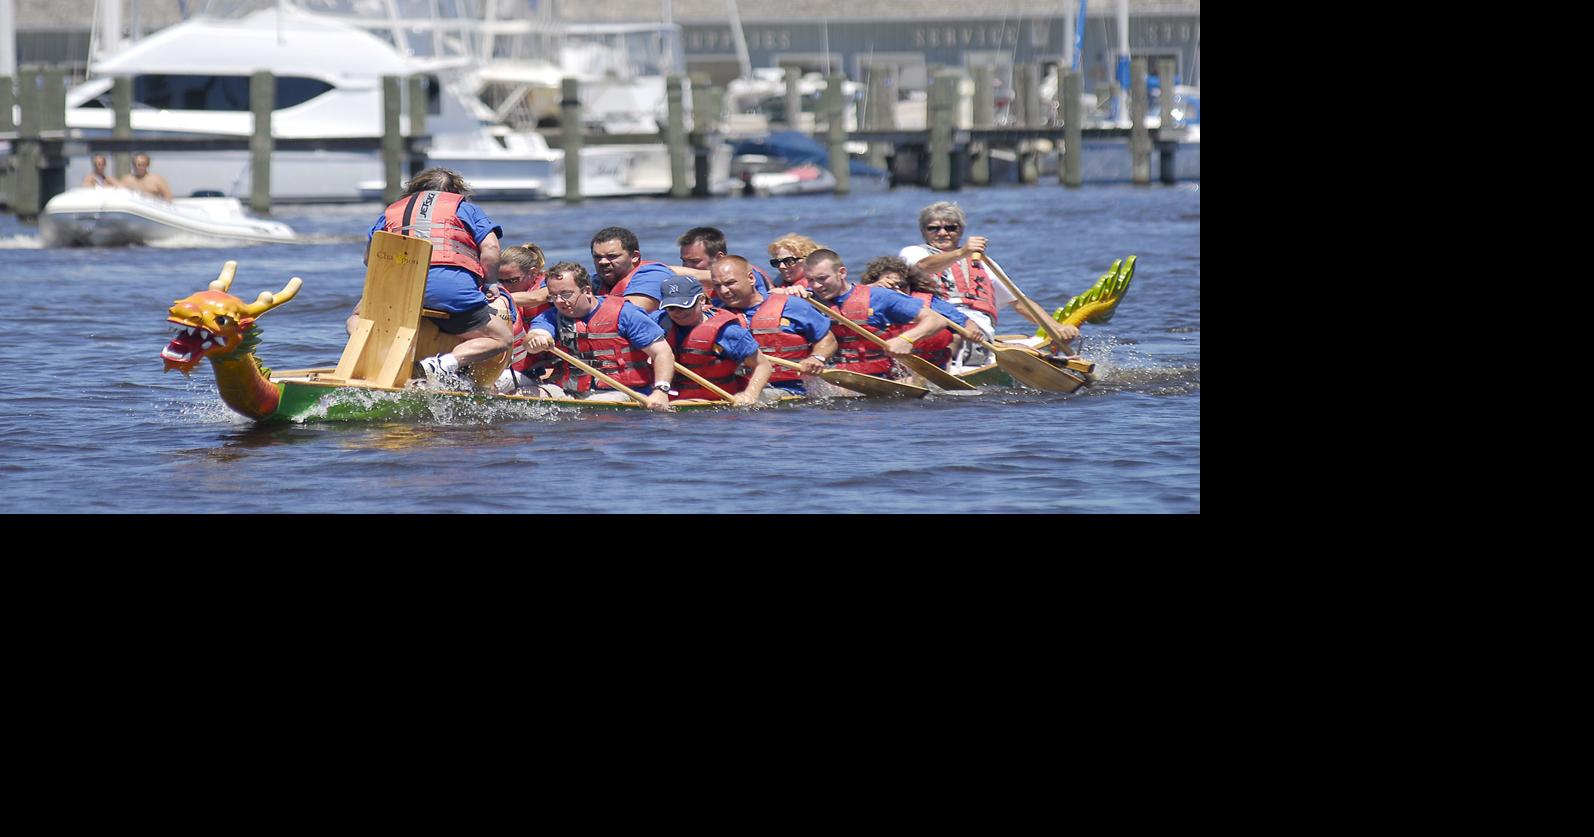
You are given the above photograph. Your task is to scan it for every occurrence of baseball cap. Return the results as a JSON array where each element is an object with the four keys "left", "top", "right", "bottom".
[{"left": 660, "top": 276, "right": 706, "bottom": 309}]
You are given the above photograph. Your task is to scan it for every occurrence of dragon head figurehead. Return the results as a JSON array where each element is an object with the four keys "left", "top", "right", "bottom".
[{"left": 162, "top": 260, "right": 303, "bottom": 375}]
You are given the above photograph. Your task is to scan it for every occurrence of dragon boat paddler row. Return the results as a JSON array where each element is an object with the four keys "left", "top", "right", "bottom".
[{"left": 158, "top": 231, "right": 1134, "bottom": 425}]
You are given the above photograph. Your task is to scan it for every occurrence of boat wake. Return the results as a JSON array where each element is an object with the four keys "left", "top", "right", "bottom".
[{"left": 0, "top": 235, "right": 44, "bottom": 250}]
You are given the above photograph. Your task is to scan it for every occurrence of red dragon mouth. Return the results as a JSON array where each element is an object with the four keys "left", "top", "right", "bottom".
[{"left": 161, "top": 322, "right": 230, "bottom": 374}]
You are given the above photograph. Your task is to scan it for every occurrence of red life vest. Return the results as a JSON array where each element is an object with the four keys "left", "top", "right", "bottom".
[
  {"left": 664, "top": 309, "right": 749, "bottom": 401},
  {"left": 550, "top": 295, "right": 652, "bottom": 393},
  {"left": 882, "top": 291, "right": 956, "bottom": 369},
  {"left": 381, "top": 191, "right": 484, "bottom": 277},
  {"left": 492, "top": 295, "right": 529, "bottom": 369},
  {"left": 745, "top": 295, "right": 812, "bottom": 384},
  {"left": 939, "top": 257, "right": 998, "bottom": 321},
  {"left": 511, "top": 276, "right": 554, "bottom": 375},
  {"left": 606, "top": 259, "right": 665, "bottom": 298},
  {"left": 830, "top": 285, "right": 895, "bottom": 376}
]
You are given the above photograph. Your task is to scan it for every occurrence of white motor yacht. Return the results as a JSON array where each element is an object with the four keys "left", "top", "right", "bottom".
[{"left": 39, "top": 187, "right": 297, "bottom": 247}]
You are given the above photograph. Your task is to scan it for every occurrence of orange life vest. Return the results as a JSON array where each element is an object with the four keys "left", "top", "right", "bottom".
[
  {"left": 882, "top": 291, "right": 956, "bottom": 369},
  {"left": 550, "top": 295, "right": 652, "bottom": 393},
  {"left": 381, "top": 191, "right": 484, "bottom": 277},
  {"left": 745, "top": 295, "right": 812, "bottom": 384},
  {"left": 606, "top": 259, "right": 665, "bottom": 298},
  {"left": 830, "top": 285, "right": 894, "bottom": 376},
  {"left": 939, "top": 257, "right": 998, "bottom": 321},
  {"left": 664, "top": 309, "right": 749, "bottom": 401}
]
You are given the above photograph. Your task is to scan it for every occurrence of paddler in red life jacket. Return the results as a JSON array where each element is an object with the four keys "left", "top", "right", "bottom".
[
  {"left": 860, "top": 256, "right": 970, "bottom": 370},
  {"left": 651, "top": 275, "right": 775, "bottom": 407},
  {"left": 899, "top": 201, "right": 1079, "bottom": 364},
  {"left": 708, "top": 255, "right": 838, "bottom": 396},
  {"left": 354, "top": 168, "right": 512, "bottom": 389},
  {"left": 493, "top": 242, "right": 558, "bottom": 394},
  {"left": 522, "top": 262, "right": 678, "bottom": 412},
  {"left": 589, "top": 226, "right": 678, "bottom": 314},
  {"left": 669, "top": 226, "right": 775, "bottom": 302},
  {"left": 795, "top": 249, "right": 952, "bottom": 377}
]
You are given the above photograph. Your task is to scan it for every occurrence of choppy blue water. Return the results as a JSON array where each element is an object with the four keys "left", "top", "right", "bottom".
[{"left": 0, "top": 183, "right": 1198, "bottom": 514}]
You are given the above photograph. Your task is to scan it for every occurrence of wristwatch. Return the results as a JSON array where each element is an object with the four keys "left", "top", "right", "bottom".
[{"left": 652, "top": 382, "right": 672, "bottom": 394}]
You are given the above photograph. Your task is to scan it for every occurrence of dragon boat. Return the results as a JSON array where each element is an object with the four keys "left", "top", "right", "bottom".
[{"left": 159, "top": 231, "right": 1132, "bottom": 424}]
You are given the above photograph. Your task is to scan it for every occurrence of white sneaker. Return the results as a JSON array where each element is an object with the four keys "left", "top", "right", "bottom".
[{"left": 418, "top": 355, "right": 468, "bottom": 390}]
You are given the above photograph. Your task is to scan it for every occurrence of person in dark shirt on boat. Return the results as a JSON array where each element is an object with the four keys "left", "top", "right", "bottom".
[
  {"left": 82, "top": 154, "right": 116, "bottom": 188},
  {"left": 120, "top": 153, "right": 173, "bottom": 201},
  {"left": 671, "top": 226, "right": 772, "bottom": 299},
  {"left": 523, "top": 262, "right": 677, "bottom": 412},
  {"left": 649, "top": 275, "right": 774, "bottom": 406},
  {"left": 792, "top": 249, "right": 951, "bottom": 376},
  {"left": 589, "top": 226, "right": 676, "bottom": 313},
  {"left": 708, "top": 255, "right": 837, "bottom": 395},
  {"left": 355, "top": 167, "right": 511, "bottom": 389}
]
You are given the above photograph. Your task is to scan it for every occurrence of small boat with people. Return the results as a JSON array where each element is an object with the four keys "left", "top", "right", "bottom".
[
  {"left": 39, "top": 187, "right": 298, "bottom": 248},
  {"left": 159, "top": 234, "right": 1132, "bottom": 425}
]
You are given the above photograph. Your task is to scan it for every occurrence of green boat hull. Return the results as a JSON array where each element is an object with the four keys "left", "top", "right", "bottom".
[{"left": 262, "top": 379, "right": 764, "bottom": 424}]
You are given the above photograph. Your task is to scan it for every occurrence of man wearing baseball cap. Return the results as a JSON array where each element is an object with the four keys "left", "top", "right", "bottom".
[{"left": 652, "top": 275, "right": 775, "bottom": 406}]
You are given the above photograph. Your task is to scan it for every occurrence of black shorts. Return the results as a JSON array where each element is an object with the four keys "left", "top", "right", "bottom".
[{"left": 435, "top": 302, "right": 495, "bottom": 335}]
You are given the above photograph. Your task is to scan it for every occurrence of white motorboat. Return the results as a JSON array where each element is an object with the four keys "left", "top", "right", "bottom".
[
  {"left": 38, "top": 187, "right": 297, "bottom": 247},
  {"left": 59, "top": 1, "right": 724, "bottom": 203}
]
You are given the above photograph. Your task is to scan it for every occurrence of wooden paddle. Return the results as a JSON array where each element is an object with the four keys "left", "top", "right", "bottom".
[
  {"left": 804, "top": 296, "right": 978, "bottom": 392},
  {"left": 764, "top": 355, "right": 929, "bottom": 398},
  {"left": 975, "top": 253, "right": 1074, "bottom": 353},
  {"left": 945, "top": 321, "right": 1088, "bottom": 393},
  {"left": 544, "top": 345, "right": 653, "bottom": 408},
  {"left": 671, "top": 362, "right": 738, "bottom": 403}
]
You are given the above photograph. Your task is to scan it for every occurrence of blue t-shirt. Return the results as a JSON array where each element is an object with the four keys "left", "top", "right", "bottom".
[
  {"left": 720, "top": 294, "right": 831, "bottom": 395},
  {"left": 607, "top": 262, "right": 676, "bottom": 302},
  {"left": 651, "top": 310, "right": 762, "bottom": 363},
  {"left": 925, "top": 294, "right": 970, "bottom": 327},
  {"left": 369, "top": 200, "right": 503, "bottom": 314},
  {"left": 830, "top": 284, "right": 926, "bottom": 330},
  {"left": 529, "top": 296, "right": 665, "bottom": 351}
]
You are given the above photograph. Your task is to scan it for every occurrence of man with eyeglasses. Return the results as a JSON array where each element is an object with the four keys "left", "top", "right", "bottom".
[
  {"left": 590, "top": 226, "right": 676, "bottom": 313},
  {"left": 523, "top": 262, "right": 677, "bottom": 412},
  {"left": 899, "top": 201, "right": 1076, "bottom": 365},
  {"left": 708, "top": 256, "right": 837, "bottom": 396}
]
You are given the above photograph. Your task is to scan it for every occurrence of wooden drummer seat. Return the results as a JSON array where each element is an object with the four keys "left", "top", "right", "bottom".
[{"left": 321, "top": 230, "right": 434, "bottom": 388}]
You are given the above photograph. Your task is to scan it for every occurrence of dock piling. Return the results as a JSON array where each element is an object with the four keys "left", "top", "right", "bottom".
[
  {"left": 667, "top": 75, "right": 689, "bottom": 198},
  {"left": 928, "top": 71, "right": 958, "bottom": 191},
  {"left": 250, "top": 71, "right": 273, "bottom": 213},
  {"left": 969, "top": 64, "right": 993, "bottom": 186},
  {"left": 1016, "top": 63, "right": 1041, "bottom": 183},
  {"left": 407, "top": 75, "right": 428, "bottom": 179},
  {"left": 1157, "top": 58, "right": 1178, "bottom": 184},
  {"left": 561, "top": 77, "right": 582, "bottom": 204},
  {"left": 381, "top": 75, "right": 403, "bottom": 204},
  {"left": 112, "top": 76, "right": 131, "bottom": 177},
  {"left": 1130, "top": 57, "right": 1151, "bottom": 185},
  {"left": 825, "top": 73, "right": 850, "bottom": 196},
  {"left": 1062, "top": 70, "right": 1083, "bottom": 188}
]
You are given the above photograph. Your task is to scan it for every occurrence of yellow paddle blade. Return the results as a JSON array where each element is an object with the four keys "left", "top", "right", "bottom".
[{"left": 1038, "top": 256, "right": 1137, "bottom": 335}]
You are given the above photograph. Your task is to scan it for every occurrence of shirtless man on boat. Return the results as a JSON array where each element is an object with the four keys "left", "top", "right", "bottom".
[
  {"left": 120, "top": 153, "right": 173, "bottom": 201},
  {"left": 522, "top": 262, "right": 678, "bottom": 412}
]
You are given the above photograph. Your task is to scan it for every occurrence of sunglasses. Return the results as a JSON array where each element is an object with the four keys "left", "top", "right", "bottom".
[
  {"left": 770, "top": 256, "right": 800, "bottom": 268},
  {"left": 924, "top": 224, "right": 961, "bottom": 233}
]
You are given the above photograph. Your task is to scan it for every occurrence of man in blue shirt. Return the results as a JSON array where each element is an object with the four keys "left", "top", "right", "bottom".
[
  {"left": 524, "top": 262, "right": 677, "bottom": 412},
  {"left": 708, "top": 256, "right": 837, "bottom": 396},
  {"left": 796, "top": 249, "right": 951, "bottom": 371},
  {"left": 650, "top": 276, "right": 774, "bottom": 406},
  {"left": 355, "top": 168, "right": 511, "bottom": 389},
  {"left": 673, "top": 226, "right": 773, "bottom": 299},
  {"left": 589, "top": 226, "right": 677, "bottom": 313}
]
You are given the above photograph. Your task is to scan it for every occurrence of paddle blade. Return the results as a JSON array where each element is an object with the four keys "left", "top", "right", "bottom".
[
  {"left": 994, "top": 349, "right": 1088, "bottom": 393},
  {"left": 822, "top": 369, "right": 929, "bottom": 398}
]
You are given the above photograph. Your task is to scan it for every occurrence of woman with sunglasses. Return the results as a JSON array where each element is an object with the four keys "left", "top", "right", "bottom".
[
  {"left": 899, "top": 202, "right": 1076, "bottom": 364},
  {"left": 766, "top": 233, "right": 822, "bottom": 292}
]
